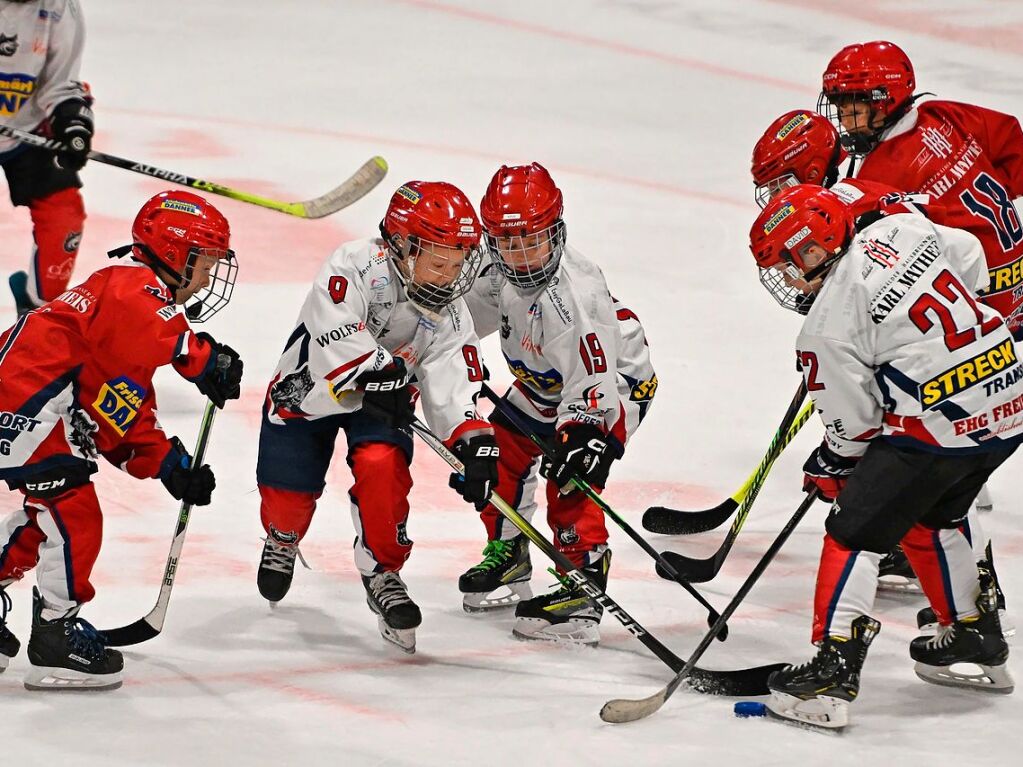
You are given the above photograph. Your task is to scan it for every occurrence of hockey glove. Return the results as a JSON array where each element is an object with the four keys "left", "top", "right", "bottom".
[
  {"left": 357, "top": 358, "right": 413, "bottom": 429},
  {"left": 194, "top": 332, "right": 244, "bottom": 408},
  {"left": 449, "top": 434, "right": 500, "bottom": 506},
  {"left": 541, "top": 423, "right": 617, "bottom": 495},
  {"left": 50, "top": 99, "right": 94, "bottom": 171},
  {"left": 160, "top": 437, "right": 216, "bottom": 506},
  {"left": 802, "top": 442, "right": 860, "bottom": 501}
]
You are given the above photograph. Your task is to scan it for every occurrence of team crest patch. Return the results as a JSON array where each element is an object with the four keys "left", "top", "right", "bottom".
[
  {"left": 556, "top": 525, "right": 580, "bottom": 546},
  {"left": 271, "top": 367, "right": 314, "bottom": 410},
  {"left": 396, "top": 522, "right": 413, "bottom": 547},
  {"left": 63, "top": 230, "right": 82, "bottom": 253},
  {"left": 93, "top": 376, "right": 146, "bottom": 436},
  {"left": 0, "top": 34, "right": 19, "bottom": 57}
]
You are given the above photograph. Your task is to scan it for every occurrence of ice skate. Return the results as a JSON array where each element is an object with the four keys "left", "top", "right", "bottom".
[
  {"left": 910, "top": 573, "right": 1013, "bottom": 694},
  {"left": 8, "top": 271, "right": 38, "bottom": 317},
  {"left": 24, "top": 588, "right": 123, "bottom": 691},
  {"left": 766, "top": 615, "right": 881, "bottom": 731},
  {"left": 363, "top": 572, "right": 421, "bottom": 654},
  {"left": 877, "top": 544, "right": 920, "bottom": 594},
  {"left": 1, "top": 584, "right": 20, "bottom": 673},
  {"left": 917, "top": 544, "right": 1013, "bottom": 637},
  {"left": 257, "top": 526, "right": 302, "bottom": 605},
  {"left": 512, "top": 550, "right": 609, "bottom": 646},
  {"left": 458, "top": 536, "right": 532, "bottom": 613}
]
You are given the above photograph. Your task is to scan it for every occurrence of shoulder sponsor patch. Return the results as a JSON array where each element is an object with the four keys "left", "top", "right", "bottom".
[
  {"left": 919, "top": 338, "right": 1018, "bottom": 407},
  {"left": 93, "top": 376, "right": 147, "bottom": 435}
]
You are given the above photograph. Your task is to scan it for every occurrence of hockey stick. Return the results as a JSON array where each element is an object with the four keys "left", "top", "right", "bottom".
[
  {"left": 0, "top": 124, "right": 387, "bottom": 219},
  {"left": 643, "top": 382, "right": 810, "bottom": 535},
  {"left": 410, "top": 416, "right": 784, "bottom": 696},
  {"left": 100, "top": 399, "right": 218, "bottom": 646},
  {"left": 479, "top": 383, "right": 728, "bottom": 641},
  {"left": 600, "top": 489, "right": 819, "bottom": 723}
]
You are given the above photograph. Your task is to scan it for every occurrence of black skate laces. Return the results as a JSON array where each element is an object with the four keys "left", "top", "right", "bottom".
[
  {"left": 370, "top": 573, "right": 413, "bottom": 611},
  {"left": 0, "top": 588, "right": 12, "bottom": 636}
]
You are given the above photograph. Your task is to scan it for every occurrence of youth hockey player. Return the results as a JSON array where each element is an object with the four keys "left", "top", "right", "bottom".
[
  {"left": 1, "top": 0, "right": 92, "bottom": 314},
  {"left": 750, "top": 185, "right": 1019, "bottom": 729},
  {"left": 255, "top": 181, "right": 498, "bottom": 654},
  {"left": 457, "top": 163, "right": 656, "bottom": 645},
  {"left": 0, "top": 190, "right": 242, "bottom": 690}
]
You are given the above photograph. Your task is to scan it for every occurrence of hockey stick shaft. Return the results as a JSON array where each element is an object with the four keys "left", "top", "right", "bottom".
[
  {"left": 479, "top": 383, "right": 728, "bottom": 640},
  {"left": 643, "top": 382, "right": 809, "bottom": 535},
  {"left": 101, "top": 400, "right": 218, "bottom": 646},
  {"left": 0, "top": 124, "right": 387, "bottom": 219},
  {"left": 599, "top": 489, "right": 819, "bottom": 723}
]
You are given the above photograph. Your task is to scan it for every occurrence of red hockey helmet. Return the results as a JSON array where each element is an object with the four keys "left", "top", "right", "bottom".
[
  {"left": 380, "top": 181, "right": 482, "bottom": 311},
  {"left": 749, "top": 185, "right": 854, "bottom": 314},
  {"left": 751, "top": 111, "right": 848, "bottom": 208},
  {"left": 121, "top": 191, "right": 237, "bottom": 322},
  {"left": 818, "top": 41, "right": 916, "bottom": 154},
  {"left": 479, "top": 163, "right": 566, "bottom": 289}
]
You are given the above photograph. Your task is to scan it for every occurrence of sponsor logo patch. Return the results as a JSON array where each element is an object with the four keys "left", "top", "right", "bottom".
[
  {"left": 93, "top": 376, "right": 147, "bottom": 435},
  {"left": 919, "top": 339, "right": 1018, "bottom": 407},
  {"left": 775, "top": 112, "right": 810, "bottom": 140},
  {"left": 395, "top": 185, "right": 422, "bottom": 205},
  {"left": 159, "top": 200, "right": 201, "bottom": 216}
]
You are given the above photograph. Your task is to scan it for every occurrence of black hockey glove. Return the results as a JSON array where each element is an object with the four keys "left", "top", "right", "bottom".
[
  {"left": 541, "top": 423, "right": 618, "bottom": 495},
  {"left": 50, "top": 99, "right": 94, "bottom": 171},
  {"left": 357, "top": 358, "right": 413, "bottom": 429},
  {"left": 802, "top": 442, "right": 860, "bottom": 501},
  {"left": 194, "top": 332, "right": 244, "bottom": 408},
  {"left": 160, "top": 437, "right": 216, "bottom": 506},
  {"left": 449, "top": 434, "right": 500, "bottom": 506}
]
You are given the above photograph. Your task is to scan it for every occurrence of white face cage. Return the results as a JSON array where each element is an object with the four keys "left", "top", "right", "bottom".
[
  {"left": 397, "top": 238, "right": 483, "bottom": 312},
  {"left": 754, "top": 173, "right": 800, "bottom": 209},
  {"left": 484, "top": 220, "right": 566, "bottom": 290},
  {"left": 758, "top": 261, "right": 819, "bottom": 315},
  {"left": 183, "top": 247, "right": 238, "bottom": 323}
]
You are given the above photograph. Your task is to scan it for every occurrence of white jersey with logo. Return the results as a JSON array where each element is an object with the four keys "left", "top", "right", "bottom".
[
  {"left": 265, "top": 237, "right": 486, "bottom": 443},
  {"left": 798, "top": 213, "right": 1023, "bottom": 458},
  {"left": 465, "top": 247, "right": 656, "bottom": 447},
  {"left": 0, "top": 0, "right": 86, "bottom": 155}
]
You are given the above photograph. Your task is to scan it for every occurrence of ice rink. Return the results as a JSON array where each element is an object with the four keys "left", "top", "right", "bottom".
[{"left": 2, "top": 1, "right": 1022, "bottom": 764}]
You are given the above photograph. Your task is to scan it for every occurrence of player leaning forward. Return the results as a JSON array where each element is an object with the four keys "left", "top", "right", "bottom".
[
  {"left": 459, "top": 164, "right": 656, "bottom": 645},
  {"left": 751, "top": 185, "right": 1019, "bottom": 728},
  {"left": 0, "top": 191, "right": 242, "bottom": 690},
  {"left": 255, "top": 181, "right": 498, "bottom": 653}
]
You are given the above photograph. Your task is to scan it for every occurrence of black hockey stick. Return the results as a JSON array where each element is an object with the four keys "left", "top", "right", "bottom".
[
  {"left": 480, "top": 383, "right": 728, "bottom": 641},
  {"left": 100, "top": 400, "right": 218, "bottom": 646},
  {"left": 0, "top": 124, "right": 387, "bottom": 219},
  {"left": 410, "top": 416, "right": 784, "bottom": 696},
  {"left": 643, "top": 382, "right": 810, "bottom": 535},
  {"left": 600, "top": 489, "right": 819, "bottom": 723}
]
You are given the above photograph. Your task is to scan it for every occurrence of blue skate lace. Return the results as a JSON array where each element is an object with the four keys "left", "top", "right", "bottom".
[{"left": 65, "top": 616, "right": 109, "bottom": 661}]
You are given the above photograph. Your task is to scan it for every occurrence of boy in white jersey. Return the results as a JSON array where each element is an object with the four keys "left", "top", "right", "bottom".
[
  {"left": 750, "top": 185, "right": 1018, "bottom": 729},
  {"left": 458, "top": 163, "right": 656, "bottom": 646},
  {"left": 255, "top": 181, "right": 499, "bottom": 654}
]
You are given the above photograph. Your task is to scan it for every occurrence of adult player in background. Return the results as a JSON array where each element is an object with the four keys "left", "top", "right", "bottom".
[
  {"left": 255, "top": 181, "right": 498, "bottom": 654},
  {"left": 751, "top": 185, "right": 1019, "bottom": 729},
  {"left": 1, "top": 0, "right": 93, "bottom": 314},
  {"left": 0, "top": 190, "right": 243, "bottom": 690},
  {"left": 458, "top": 163, "right": 656, "bottom": 646},
  {"left": 750, "top": 109, "right": 1011, "bottom": 608}
]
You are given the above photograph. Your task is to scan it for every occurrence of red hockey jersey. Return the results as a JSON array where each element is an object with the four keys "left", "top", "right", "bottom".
[{"left": 0, "top": 264, "right": 214, "bottom": 484}]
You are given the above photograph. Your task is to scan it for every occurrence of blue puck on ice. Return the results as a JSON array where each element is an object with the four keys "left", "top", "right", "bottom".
[{"left": 733, "top": 701, "right": 767, "bottom": 718}]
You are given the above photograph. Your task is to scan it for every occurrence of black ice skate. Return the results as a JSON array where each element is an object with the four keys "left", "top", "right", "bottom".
[
  {"left": 257, "top": 526, "right": 303, "bottom": 605},
  {"left": 458, "top": 535, "right": 532, "bottom": 613},
  {"left": 765, "top": 615, "right": 881, "bottom": 731},
  {"left": 917, "top": 542, "right": 1013, "bottom": 637},
  {"left": 1, "top": 584, "right": 20, "bottom": 673},
  {"left": 8, "top": 271, "right": 38, "bottom": 317},
  {"left": 877, "top": 544, "right": 920, "bottom": 594},
  {"left": 512, "top": 549, "right": 610, "bottom": 646},
  {"left": 363, "top": 571, "right": 421, "bottom": 654},
  {"left": 24, "top": 588, "right": 123, "bottom": 691},
  {"left": 910, "top": 573, "right": 1013, "bottom": 693}
]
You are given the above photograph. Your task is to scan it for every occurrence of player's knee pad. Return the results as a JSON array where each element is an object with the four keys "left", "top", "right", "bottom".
[
  {"left": 349, "top": 442, "right": 412, "bottom": 487},
  {"left": 28, "top": 188, "right": 86, "bottom": 301}
]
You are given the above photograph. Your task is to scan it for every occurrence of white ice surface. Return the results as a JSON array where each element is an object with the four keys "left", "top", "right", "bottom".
[{"left": 1, "top": 1, "right": 1022, "bottom": 764}]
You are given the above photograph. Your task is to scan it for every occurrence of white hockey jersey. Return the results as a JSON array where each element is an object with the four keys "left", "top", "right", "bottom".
[
  {"left": 798, "top": 213, "right": 1023, "bottom": 457},
  {"left": 0, "top": 0, "right": 87, "bottom": 155},
  {"left": 265, "top": 238, "right": 487, "bottom": 444},
  {"left": 465, "top": 247, "right": 656, "bottom": 447}
]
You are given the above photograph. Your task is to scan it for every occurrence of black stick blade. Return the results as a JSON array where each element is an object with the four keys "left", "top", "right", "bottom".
[
  {"left": 655, "top": 549, "right": 724, "bottom": 583},
  {"left": 642, "top": 499, "right": 739, "bottom": 535},
  {"left": 100, "top": 619, "right": 161, "bottom": 647}
]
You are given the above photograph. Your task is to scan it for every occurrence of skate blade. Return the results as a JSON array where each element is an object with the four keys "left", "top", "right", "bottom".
[
  {"left": 765, "top": 692, "right": 849, "bottom": 732},
  {"left": 512, "top": 617, "right": 599, "bottom": 646},
  {"left": 24, "top": 665, "right": 123, "bottom": 692},
  {"left": 377, "top": 618, "right": 416, "bottom": 654},
  {"left": 877, "top": 575, "right": 922, "bottom": 594},
  {"left": 0, "top": 654, "right": 11, "bottom": 673},
  {"left": 914, "top": 661, "right": 1014, "bottom": 694},
  {"left": 462, "top": 582, "right": 532, "bottom": 614}
]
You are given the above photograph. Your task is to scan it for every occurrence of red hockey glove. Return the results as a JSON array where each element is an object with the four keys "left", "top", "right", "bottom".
[{"left": 802, "top": 442, "right": 859, "bottom": 501}]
